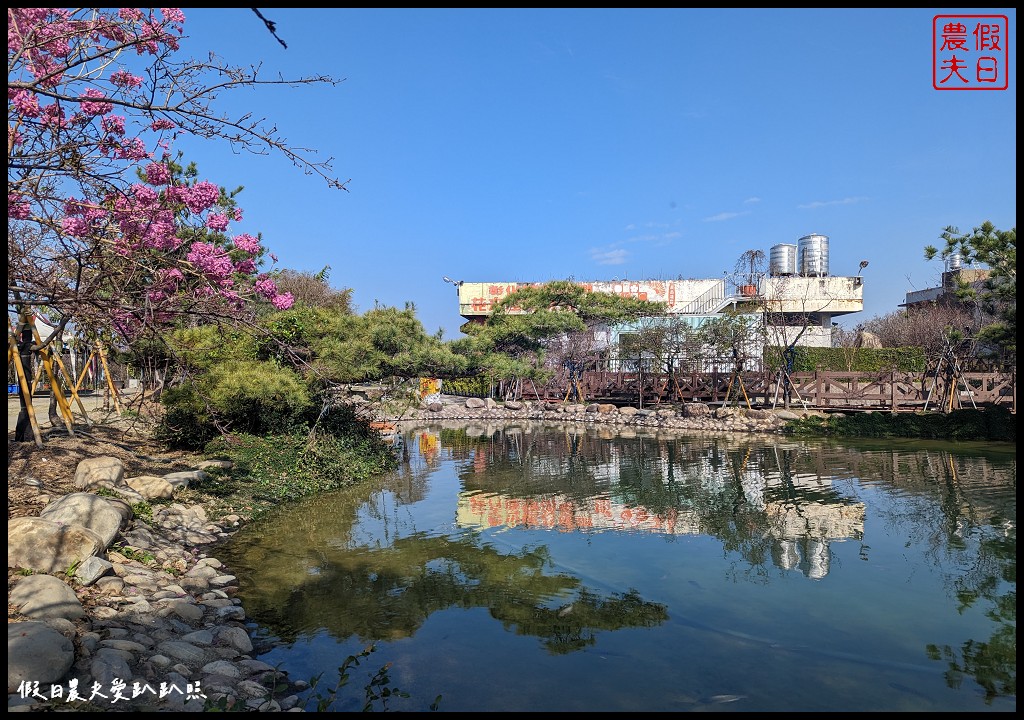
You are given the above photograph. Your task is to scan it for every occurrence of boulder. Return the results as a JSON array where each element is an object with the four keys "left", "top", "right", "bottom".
[
  {"left": 74, "top": 456, "right": 123, "bottom": 491},
  {"left": 682, "top": 403, "right": 711, "bottom": 417},
  {"left": 8, "top": 621, "right": 75, "bottom": 693},
  {"left": 8, "top": 517, "right": 104, "bottom": 574},
  {"left": 40, "top": 492, "right": 125, "bottom": 547},
  {"left": 10, "top": 574, "right": 86, "bottom": 621},
  {"left": 125, "top": 475, "right": 175, "bottom": 500}
]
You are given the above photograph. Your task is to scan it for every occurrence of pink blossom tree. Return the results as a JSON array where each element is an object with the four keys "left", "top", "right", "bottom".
[
  {"left": 7, "top": 8, "right": 348, "bottom": 346},
  {"left": 8, "top": 7, "right": 347, "bottom": 441}
]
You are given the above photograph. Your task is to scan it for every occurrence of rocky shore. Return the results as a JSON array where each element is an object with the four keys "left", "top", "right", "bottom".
[
  {"left": 8, "top": 395, "right": 815, "bottom": 712},
  {"left": 7, "top": 454, "right": 308, "bottom": 712},
  {"left": 386, "top": 394, "right": 811, "bottom": 434}
]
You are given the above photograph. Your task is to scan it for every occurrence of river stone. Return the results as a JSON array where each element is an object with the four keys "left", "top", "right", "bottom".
[
  {"left": 155, "top": 640, "right": 206, "bottom": 664},
  {"left": 181, "top": 629, "right": 214, "bottom": 646},
  {"left": 162, "top": 470, "right": 210, "bottom": 488},
  {"left": 108, "top": 485, "right": 146, "bottom": 505},
  {"left": 8, "top": 516, "right": 104, "bottom": 574},
  {"left": 74, "top": 456, "right": 124, "bottom": 490},
  {"left": 40, "top": 492, "right": 125, "bottom": 547},
  {"left": 8, "top": 621, "right": 75, "bottom": 693},
  {"left": 682, "top": 402, "right": 711, "bottom": 417},
  {"left": 75, "top": 555, "right": 114, "bottom": 586},
  {"left": 214, "top": 625, "right": 253, "bottom": 653},
  {"left": 91, "top": 652, "right": 133, "bottom": 689},
  {"left": 201, "top": 659, "right": 242, "bottom": 678},
  {"left": 10, "top": 575, "right": 86, "bottom": 621},
  {"left": 197, "top": 459, "right": 233, "bottom": 471},
  {"left": 125, "top": 475, "right": 174, "bottom": 500}
]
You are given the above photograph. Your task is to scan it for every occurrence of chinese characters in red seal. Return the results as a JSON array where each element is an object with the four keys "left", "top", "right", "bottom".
[{"left": 934, "top": 15, "right": 1009, "bottom": 90}]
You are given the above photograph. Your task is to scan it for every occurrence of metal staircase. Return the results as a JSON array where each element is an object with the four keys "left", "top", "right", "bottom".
[{"left": 676, "top": 279, "right": 756, "bottom": 315}]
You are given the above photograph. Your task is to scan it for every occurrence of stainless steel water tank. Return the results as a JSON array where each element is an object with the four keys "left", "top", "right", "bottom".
[
  {"left": 798, "top": 234, "right": 829, "bottom": 276},
  {"left": 769, "top": 244, "right": 797, "bottom": 276}
]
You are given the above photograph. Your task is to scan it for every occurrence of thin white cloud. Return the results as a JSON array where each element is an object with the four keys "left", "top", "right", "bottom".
[
  {"left": 590, "top": 248, "right": 629, "bottom": 265},
  {"left": 703, "top": 211, "right": 749, "bottom": 222},
  {"left": 626, "top": 234, "right": 659, "bottom": 244},
  {"left": 798, "top": 196, "right": 868, "bottom": 209}
]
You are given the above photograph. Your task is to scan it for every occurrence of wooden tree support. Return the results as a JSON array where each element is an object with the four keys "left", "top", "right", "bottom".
[
  {"left": 30, "top": 323, "right": 94, "bottom": 430},
  {"left": 70, "top": 341, "right": 124, "bottom": 414},
  {"left": 723, "top": 369, "right": 752, "bottom": 409},
  {"left": 7, "top": 329, "right": 43, "bottom": 447}
]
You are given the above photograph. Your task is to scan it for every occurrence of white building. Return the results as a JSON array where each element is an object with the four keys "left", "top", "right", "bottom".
[{"left": 453, "top": 235, "right": 865, "bottom": 369}]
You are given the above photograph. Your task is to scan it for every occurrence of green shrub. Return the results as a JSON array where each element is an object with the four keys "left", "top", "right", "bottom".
[
  {"left": 158, "top": 360, "right": 311, "bottom": 448},
  {"left": 205, "top": 360, "right": 309, "bottom": 434},
  {"left": 204, "top": 426, "right": 397, "bottom": 504},
  {"left": 157, "top": 384, "right": 218, "bottom": 449}
]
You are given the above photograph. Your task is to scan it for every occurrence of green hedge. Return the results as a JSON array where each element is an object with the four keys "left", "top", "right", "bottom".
[
  {"left": 782, "top": 407, "right": 1015, "bottom": 442},
  {"left": 442, "top": 375, "right": 490, "bottom": 398},
  {"left": 765, "top": 346, "right": 927, "bottom": 372}
]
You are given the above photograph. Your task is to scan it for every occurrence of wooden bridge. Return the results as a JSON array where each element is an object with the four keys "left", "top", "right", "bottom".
[{"left": 522, "top": 369, "right": 1016, "bottom": 413}]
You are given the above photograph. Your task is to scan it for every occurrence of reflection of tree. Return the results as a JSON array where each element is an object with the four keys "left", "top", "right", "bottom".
[
  {"left": 924, "top": 455, "right": 1016, "bottom": 704},
  {"left": 457, "top": 425, "right": 614, "bottom": 502},
  {"left": 927, "top": 547, "right": 1016, "bottom": 703},
  {"left": 497, "top": 587, "right": 666, "bottom": 655},
  {"left": 834, "top": 443, "right": 1016, "bottom": 704},
  {"left": 232, "top": 531, "right": 667, "bottom": 653},
  {"left": 227, "top": 425, "right": 1014, "bottom": 704}
]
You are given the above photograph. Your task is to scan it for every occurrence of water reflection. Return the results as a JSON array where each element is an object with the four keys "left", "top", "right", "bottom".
[
  {"left": 455, "top": 424, "right": 866, "bottom": 581},
  {"left": 220, "top": 422, "right": 1015, "bottom": 712}
]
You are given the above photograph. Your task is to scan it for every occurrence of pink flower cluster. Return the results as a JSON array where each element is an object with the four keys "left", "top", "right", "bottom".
[
  {"left": 79, "top": 88, "right": 113, "bottom": 116},
  {"left": 9, "top": 194, "right": 32, "bottom": 220},
  {"left": 110, "top": 70, "right": 144, "bottom": 88},
  {"left": 173, "top": 180, "right": 220, "bottom": 215},
  {"left": 253, "top": 276, "right": 295, "bottom": 310},
  {"left": 107, "top": 185, "right": 179, "bottom": 251},
  {"left": 144, "top": 162, "right": 171, "bottom": 186},
  {"left": 232, "top": 234, "right": 261, "bottom": 254},
  {"left": 206, "top": 213, "right": 229, "bottom": 232},
  {"left": 101, "top": 115, "right": 126, "bottom": 135},
  {"left": 187, "top": 242, "right": 234, "bottom": 282},
  {"left": 9, "top": 90, "right": 41, "bottom": 118}
]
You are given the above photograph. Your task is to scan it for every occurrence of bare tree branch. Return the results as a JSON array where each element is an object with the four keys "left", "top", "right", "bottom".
[{"left": 251, "top": 8, "right": 288, "bottom": 49}]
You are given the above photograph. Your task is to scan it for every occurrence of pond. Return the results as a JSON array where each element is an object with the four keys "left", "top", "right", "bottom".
[{"left": 218, "top": 421, "right": 1016, "bottom": 712}]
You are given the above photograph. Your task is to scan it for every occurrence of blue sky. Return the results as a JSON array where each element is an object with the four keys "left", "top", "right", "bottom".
[{"left": 173, "top": 8, "right": 1016, "bottom": 338}]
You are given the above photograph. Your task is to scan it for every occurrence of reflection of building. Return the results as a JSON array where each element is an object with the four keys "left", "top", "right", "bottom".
[
  {"left": 457, "top": 492, "right": 701, "bottom": 535},
  {"left": 447, "top": 427, "right": 872, "bottom": 579},
  {"left": 752, "top": 466, "right": 866, "bottom": 581},
  {"left": 772, "top": 538, "right": 832, "bottom": 580}
]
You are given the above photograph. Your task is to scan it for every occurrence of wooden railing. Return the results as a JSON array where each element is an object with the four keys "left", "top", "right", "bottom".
[{"left": 526, "top": 369, "right": 1016, "bottom": 413}]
